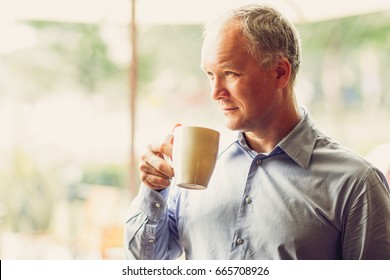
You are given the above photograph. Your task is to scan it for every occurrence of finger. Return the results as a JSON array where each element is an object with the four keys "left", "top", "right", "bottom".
[
  {"left": 163, "top": 133, "right": 174, "bottom": 151},
  {"left": 140, "top": 164, "right": 171, "bottom": 190},
  {"left": 141, "top": 148, "right": 174, "bottom": 178},
  {"left": 172, "top": 123, "right": 182, "bottom": 131},
  {"left": 147, "top": 155, "right": 174, "bottom": 178},
  {"left": 170, "top": 123, "right": 182, "bottom": 145},
  {"left": 148, "top": 123, "right": 181, "bottom": 156},
  {"left": 149, "top": 136, "right": 174, "bottom": 159},
  {"left": 142, "top": 174, "right": 171, "bottom": 190},
  {"left": 140, "top": 158, "right": 172, "bottom": 179}
]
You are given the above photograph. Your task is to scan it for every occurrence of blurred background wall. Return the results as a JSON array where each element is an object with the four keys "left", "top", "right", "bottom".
[{"left": 0, "top": 0, "right": 389, "bottom": 259}]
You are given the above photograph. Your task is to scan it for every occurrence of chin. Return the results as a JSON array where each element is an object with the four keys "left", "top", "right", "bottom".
[{"left": 225, "top": 120, "right": 243, "bottom": 132}]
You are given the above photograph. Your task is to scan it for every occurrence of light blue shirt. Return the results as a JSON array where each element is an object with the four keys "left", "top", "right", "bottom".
[{"left": 124, "top": 109, "right": 390, "bottom": 259}]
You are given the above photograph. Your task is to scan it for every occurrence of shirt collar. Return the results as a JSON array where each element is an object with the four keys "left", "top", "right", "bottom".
[
  {"left": 277, "top": 108, "right": 318, "bottom": 169},
  {"left": 237, "top": 107, "right": 318, "bottom": 169}
]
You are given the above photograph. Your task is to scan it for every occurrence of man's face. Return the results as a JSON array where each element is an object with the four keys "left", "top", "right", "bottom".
[{"left": 201, "top": 21, "right": 282, "bottom": 133}]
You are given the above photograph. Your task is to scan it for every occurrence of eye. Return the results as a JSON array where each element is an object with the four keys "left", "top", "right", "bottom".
[
  {"left": 225, "top": 71, "right": 238, "bottom": 78},
  {"left": 206, "top": 72, "right": 215, "bottom": 80}
]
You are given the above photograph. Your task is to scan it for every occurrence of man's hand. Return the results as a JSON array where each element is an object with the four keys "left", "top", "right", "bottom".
[{"left": 139, "top": 124, "right": 181, "bottom": 191}]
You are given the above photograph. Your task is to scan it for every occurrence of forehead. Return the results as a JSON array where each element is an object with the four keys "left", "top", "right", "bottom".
[
  {"left": 201, "top": 20, "right": 250, "bottom": 67},
  {"left": 202, "top": 19, "right": 243, "bottom": 51}
]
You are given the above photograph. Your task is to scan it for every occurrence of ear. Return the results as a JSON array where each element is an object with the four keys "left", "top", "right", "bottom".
[{"left": 275, "top": 58, "right": 291, "bottom": 89}]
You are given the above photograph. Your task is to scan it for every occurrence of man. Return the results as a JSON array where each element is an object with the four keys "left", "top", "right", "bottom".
[{"left": 124, "top": 5, "right": 390, "bottom": 259}]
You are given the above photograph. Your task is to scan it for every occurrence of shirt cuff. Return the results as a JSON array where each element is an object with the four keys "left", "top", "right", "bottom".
[{"left": 139, "top": 184, "right": 169, "bottom": 222}]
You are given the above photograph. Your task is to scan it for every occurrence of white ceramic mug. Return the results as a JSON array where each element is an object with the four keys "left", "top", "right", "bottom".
[{"left": 172, "top": 126, "right": 220, "bottom": 190}]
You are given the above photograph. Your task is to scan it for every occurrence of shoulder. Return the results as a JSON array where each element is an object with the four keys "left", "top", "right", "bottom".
[{"left": 313, "top": 132, "right": 383, "bottom": 182}]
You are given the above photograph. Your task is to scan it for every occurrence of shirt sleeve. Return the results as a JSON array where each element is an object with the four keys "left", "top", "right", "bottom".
[
  {"left": 342, "top": 168, "right": 390, "bottom": 259},
  {"left": 124, "top": 183, "right": 183, "bottom": 260}
]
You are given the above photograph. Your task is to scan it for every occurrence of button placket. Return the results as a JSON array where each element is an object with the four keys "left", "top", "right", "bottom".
[{"left": 229, "top": 156, "right": 261, "bottom": 259}]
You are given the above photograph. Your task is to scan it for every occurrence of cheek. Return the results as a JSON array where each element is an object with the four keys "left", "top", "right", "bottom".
[{"left": 229, "top": 77, "right": 267, "bottom": 105}]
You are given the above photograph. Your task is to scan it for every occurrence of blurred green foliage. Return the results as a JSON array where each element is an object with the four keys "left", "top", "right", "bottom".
[
  {"left": 0, "top": 149, "right": 59, "bottom": 232},
  {"left": 3, "top": 21, "right": 127, "bottom": 101},
  {"left": 80, "top": 163, "right": 127, "bottom": 188},
  {"left": 138, "top": 25, "right": 204, "bottom": 92},
  {"left": 296, "top": 12, "right": 390, "bottom": 109},
  {"left": 298, "top": 13, "right": 390, "bottom": 49}
]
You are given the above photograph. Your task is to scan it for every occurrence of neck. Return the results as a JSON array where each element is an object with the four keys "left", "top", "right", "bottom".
[{"left": 244, "top": 103, "right": 301, "bottom": 154}]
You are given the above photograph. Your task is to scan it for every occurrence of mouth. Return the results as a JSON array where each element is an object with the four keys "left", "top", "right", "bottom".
[{"left": 222, "top": 107, "right": 239, "bottom": 113}]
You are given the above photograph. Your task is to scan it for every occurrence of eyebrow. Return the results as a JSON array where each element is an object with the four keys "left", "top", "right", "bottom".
[
  {"left": 218, "top": 62, "right": 234, "bottom": 69},
  {"left": 201, "top": 61, "right": 240, "bottom": 72}
]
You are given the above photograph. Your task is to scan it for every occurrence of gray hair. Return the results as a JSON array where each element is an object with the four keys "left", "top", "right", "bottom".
[{"left": 205, "top": 5, "right": 301, "bottom": 85}]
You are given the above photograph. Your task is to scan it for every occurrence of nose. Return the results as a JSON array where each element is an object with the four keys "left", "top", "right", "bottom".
[{"left": 210, "top": 77, "right": 229, "bottom": 101}]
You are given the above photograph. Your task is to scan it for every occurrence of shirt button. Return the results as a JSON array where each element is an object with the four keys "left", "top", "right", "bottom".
[
  {"left": 256, "top": 159, "right": 262, "bottom": 165},
  {"left": 154, "top": 202, "right": 161, "bottom": 208},
  {"left": 236, "top": 238, "right": 244, "bottom": 245},
  {"left": 245, "top": 197, "right": 252, "bottom": 204}
]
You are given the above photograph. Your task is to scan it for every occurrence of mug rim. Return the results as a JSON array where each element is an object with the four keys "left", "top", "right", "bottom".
[{"left": 174, "top": 125, "right": 220, "bottom": 135}]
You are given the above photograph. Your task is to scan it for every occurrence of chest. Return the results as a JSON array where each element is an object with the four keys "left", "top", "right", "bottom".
[{"left": 175, "top": 155, "right": 342, "bottom": 259}]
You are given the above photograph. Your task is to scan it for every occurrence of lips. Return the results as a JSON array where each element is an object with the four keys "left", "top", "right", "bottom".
[
  {"left": 222, "top": 106, "right": 239, "bottom": 112},
  {"left": 219, "top": 101, "right": 239, "bottom": 113}
]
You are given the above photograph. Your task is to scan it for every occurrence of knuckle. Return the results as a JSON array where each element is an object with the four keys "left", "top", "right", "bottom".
[
  {"left": 154, "top": 161, "right": 165, "bottom": 172},
  {"left": 140, "top": 153, "right": 147, "bottom": 161},
  {"left": 139, "top": 161, "right": 147, "bottom": 171},
  {"left": 140, "top": 173, "right": 147, "bottom": 182},
  {"left": 160, "top": 142, "right": 167, "bottom": 151}
]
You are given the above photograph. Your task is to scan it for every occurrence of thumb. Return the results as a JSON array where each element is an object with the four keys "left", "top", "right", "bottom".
[
  {"left": 172, "top": 123, "right": 183, "bottom": 131},
  {"left": 170, "top": 123, "right": 182, "bottom": 145}
]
